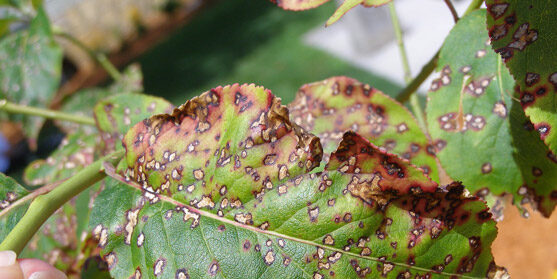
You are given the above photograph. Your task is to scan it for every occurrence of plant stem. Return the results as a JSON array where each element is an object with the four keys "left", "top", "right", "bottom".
[
  {"left": 0, "top": 100, "right": 96, "bottom": 126},
  {"left": 395, "top": 0, "right": 484, "bottom": 103},
  {"left": 443, "top": 0, "right": 460, "bottom": 22},
  {"left": 388, "top": 2, "right": 426, "bottom": 130},
  {"left": 54, "top": 31, "right": 122, "bottom": 82},
  {"left": 0, "top": 151, "right": 124, "bottom": 254}
]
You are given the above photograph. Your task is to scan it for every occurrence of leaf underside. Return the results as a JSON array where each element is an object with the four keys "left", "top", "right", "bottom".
[
  {"left": 289, "top": 76, "right": 439, "bottom": 182},
  {"left": 426, "top": 10, "right": 557, "bottom": 217},
  {"left": 90, "top": 84, "right": 504, "bottom": 278},
  {"left": 486, "top": 0, "right": 557, "bottom": 158}
]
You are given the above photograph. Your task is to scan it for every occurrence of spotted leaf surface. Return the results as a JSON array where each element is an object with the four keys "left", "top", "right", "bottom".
[
  {"left": 270, "top": 0, "right": 391, "bottom": 26},
  {"left": 91, "top": 85, "right": 504, "bottom": 278},
  {"left": 426, "top": 10, "right": 557, "bottom": 217},
  {"left": 0, "top": 173, "right": 30, "bottom": 243},
  {"left": 0, "top": 8, "right": 62, "bottom": 143},
  {"left": 289, "top": 76, "right": 439, "bottom": 182},
  {"left": 56, "top": 63, "right": 143, "bottom": 134},
  {"left": 486, "top": 0, "right": 557, "bottom": 156},
  {"left": 93, "top": 93, "right": 174, "bottom": 154},
  {"left": 23, "top": 133, "right": 96, "bottom": 186}
]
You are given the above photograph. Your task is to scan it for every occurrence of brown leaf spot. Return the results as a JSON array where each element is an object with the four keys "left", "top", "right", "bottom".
[
  {"left": 488, "top": 3, "right": 508, "bottom": 19},
  {"left": 323, "top": 234, "right": 335, "bottom": 245},
  {"left": 193, "top": 169, "right": 204, "bottom": 180},
  {"left": 105, "top": 252, "right": 117, "bottom": 270},
  {"left": 525, "top": 72, "right": 540, "bottom": 86},
  {"left": 492, "top": 101, "right": 507, "bottom": 118},
  {"left": 482, "top": 163, "right": 492, "bottom": 174},
  {"left": 208, "top": 260, "right": 219, "bottom": 276},
  {"left": 263, "top": 154, "right": 277, "bottom": 165},
  {"left": 175, "top": 269, "right": 189, "bottom": 279},
  {"left": 308, "top": 206, "right": 319, "bottom": 222},
  {"left": 264, "top": 250, "right": 275, "bottom": 265},
  {"left": 154, "top": 258, "right": 166, "bottom": 277}
]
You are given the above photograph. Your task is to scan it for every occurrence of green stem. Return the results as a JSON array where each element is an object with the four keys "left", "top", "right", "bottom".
[
  {"left": 395, "top": 0, "right": 484, "bottom": 103},
  {"left": 0, "top": 151, "right": 124, "bottom": 254},
  {"left": 388, "top": 2, "right": 426, "bottom": 130},
  {"left": 54, "top": 31, "right": 122, "bottom": 82},
  {"left": 0, "top": 100, "right": 96, "bottom": 126}
]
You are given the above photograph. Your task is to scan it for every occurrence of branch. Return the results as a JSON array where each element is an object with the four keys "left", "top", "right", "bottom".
[
  {"left": 0, "top": 100, "right": 96, "bottom": 126},
  {"left": 395, "top": 0, "right": 484, "bottom": 103},
  {"left": 0, "top": 151, "right": 124, "bottom": 254},
  {"left": 388, "top": 2, "right": 426, "bottom": 130},
  {"left": 54, "top": 30, "right": 122, "bottom": 82},
  {"left": 444, "top": 0, "right": 459, "bottom": 23}
]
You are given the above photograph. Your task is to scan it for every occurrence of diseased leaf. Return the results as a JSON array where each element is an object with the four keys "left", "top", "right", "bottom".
[
  {"left": 486, "top": 0, "right": 557, "bottom": 156},
  {"left": 270, "top": 0, "right": 391, "bottom": 26},
  {"left": 0, "top": 173, "right": 30, "bottom": 243},
  {"left": 0, "top": 8, "right": 62, "bottom": 143},
  {"left": 24, "top": 133, "right": 96, "bottom": 186},
  {"left": 426, "top": 10, "right": 557, "bottom": 217},
  {"left": 91, "top": 85, "right": 504, "bottom": 278},
  {"left": 93, "top": 93, "right": 174, "bottom": 154},
  {"left": 56, "top": 63, "right": 145, "bottom": 134},
  {"left": 289, "top": 76, "right": 439, "bottom": 182}
]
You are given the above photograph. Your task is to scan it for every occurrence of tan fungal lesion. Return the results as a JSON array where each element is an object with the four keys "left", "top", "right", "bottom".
[
  {"left": 492, "top": 101, "right": 507, "bottom": 118},
  {"left": 308, "top": 206, "right": 319, "bottom": 222},
  {"left": 465, "top": 77, "right": 493, "bottom": 96},
  {"left": 475, "top": 49, "right": 487, "bottom": 58},
  {"left": 137, "top": 232, "right": 145, "bottom": 247},
  {"left": 263, "top": 250, "right": 275, "bottom": 265},
  {"left": 508, "top": 23, "right": 538, "bottom": 51},
  {"left": 482, "top": 163, "right": 493, "bottom": 174},
  {"left": 92, "top": 224, "right": 108, "bottom": 247},
  {"left": 124, "top": 207, "right": 142, "bottom": 245},
  {"left": 322, "top": 234, "right": 335, "bottom": 245},
  {"left": 193, "top": 169, "right": 204, "bottom": 180},
  {"left": 180, "top": 207, "right": 200, "bottom": 228},
  {"left": 176, "top": 269, "right": 189, "bottom": 279},
  {"left": 234, "top": 212, "right": 253, "bottom": 225},
  {"left": 153, "top": 258, "right": 166, "bottom": 277},
  {"left": 105, "top": 252, "right": 117, "bottom": 270},
  {"left": 430, "top": 65, "right": 452, "bottom": 91},
  {"left": 208, "top": 260, "right": 219, "bottom": 276},
  {"left": 0, "top": 191, "right": 17, "bottom": 209}
]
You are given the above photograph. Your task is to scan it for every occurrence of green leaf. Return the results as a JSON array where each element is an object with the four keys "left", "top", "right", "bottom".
[
  {"left": 0, "top": 173, "right": 30, "bottom": 243},
  {"left": 289, "top": 76, "right": 439, "bottom": 182},
  {"left": 426, "top": 10, "right": 557, "bottom": 217},
  {"left": 90, "top": 85, "right": 505, "bottom": 278},
  {"left": 270, "top": 0, "right": 391, "bottom": 26},
  {"left": 23, "top": 133, "right": 97, "bottom": 186},
  {"left": 93, "top": 93, "right": 174, "bottom": 154},
  {"left": 0, "top": 8, "right": 62, "bottom": 143},
  {"left": 486, "top": 0, "right": 557, "bottom": 157}
]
